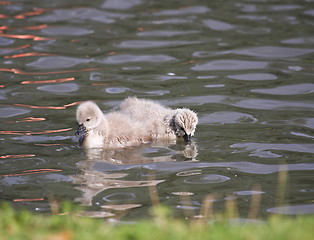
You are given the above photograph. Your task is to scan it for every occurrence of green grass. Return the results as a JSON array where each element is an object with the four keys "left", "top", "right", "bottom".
[{"left": 0, "top": 203, "right": 313, "bottom": 240}]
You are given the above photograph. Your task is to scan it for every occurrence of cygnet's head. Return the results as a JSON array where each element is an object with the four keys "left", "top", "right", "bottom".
[
  {"left": 75, "top": 101, "right": 104, "bottom": 144},
  {"left": 76, "top": 101, "right": 104, "bottom": 129},
  {"left": 173, "top": 109, "right": 198, "bottom": 143}
]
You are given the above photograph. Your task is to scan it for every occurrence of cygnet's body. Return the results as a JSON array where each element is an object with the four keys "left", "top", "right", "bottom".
[
  {"left": 76, "top": 101, "right": 152, "bottom": 149},
  {"left": 120, "top": 97, "right": 198, "bottom": 143}
]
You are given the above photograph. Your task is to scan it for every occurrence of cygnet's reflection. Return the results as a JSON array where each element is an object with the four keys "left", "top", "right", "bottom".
[
  {"left": 83, "top": 141, "right": 198, "bottom": 164},
  {"left": 72, "top": 142, "right": 198, "bottom": 208}
]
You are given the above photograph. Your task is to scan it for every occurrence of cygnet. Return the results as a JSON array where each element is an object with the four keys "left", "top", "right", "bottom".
[
  {"left": 75, "top": 101, "right": 152, "bottom": 149},
  {"left": 120, "top": 97, "right": 198, "bottom": 143}
]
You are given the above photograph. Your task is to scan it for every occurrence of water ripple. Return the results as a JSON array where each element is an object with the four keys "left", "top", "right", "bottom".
[
  {"left": 268, "top": 5, "right": 303, "bottom": 11},
  {"left": 263, "top": 118, "right": 314, "bottom": 130},
  {"left": 194, "top": 46, "right": 314, "bottom": 59},
  {"left": 184, "top": 174, "right": 230, "bottom": 184},
  {"left": 12, "top": 135, "right": 71, "bottom": 143},
  {"left": 267, "top": 204, "right": 314, "bottom": 215},
  {"left": 232, "top": 46, "right": 314, "bottom": 58},
  {"left": 199, "top": 111, "right": 257, "bottom": 125},
  {"left": 32, "top": 8, "right": 132, "bottom": 23},
  {"left": 236, "top": 3, "right": 303, "bottom": 13},
  {"left": 26, "top": 56, "right": 91, "bottom": 69},
  {"left": 103, "top": 192, "right": 137, "bottom": 203},
  {"left": 137, "top": 30, "right": 200, "bottom": 37},
  {"left": 102, "top": 0, "right": 142, "bottom": 10},
  {"left": 153, "top": 6, "right": 210, "bottom": 16},
  {"left": 150, "top": 18, "right": 194, "bottom": 24},
  {"left": 235, "top": 191, "right": 265, "bottom": 196},
  {"left": 0, "top": 37, "right": 14, "bottom": 46},
  {"left": 115, "top": 40, "right": 201, "bottom": 49},
  {"left": 164, "top": 95, "right": 314, "bottom": 111},
  {"left": 37, "top": 83, "right": 79, "bottom": 93},
  {"left": 282, "top": 37, "right": 314, "bottom": 45},
  {"left": 303, "top": 9, "right": 314, "bottom": 17},
  {"left": 0, "top": 107, "right": 31, "bottom": 118},
  {"left": 78, "top": 211, "right": 114, "bottom": 218},
  {"left": 231, "top": 142, "right": 314, "bottom": 158},
  {"left": 228, "top": 73, "right": 277, "bottom": 81},
  {"left": 203, "top": 19, "right": 236, "bottom": 31},
  {"left": 233, "top": 98, "right": 314, "bottom": 111},
  {"left": 95, "top": 161, "right": 314, "bottom": 175},
  {"left": 191, "top": 60, "right": 268, "bottom": 71},
  {"left": 251, "top": 83, "right": 314, "bottom": 95},
  {"left": 41, "top": 26, "right": 94, "bottom": 36},
  {"left": 97, "top": 54, "right": 176, "bottom": 64},
  {"left": 0, "top": 157, "right": 48, "bottom": 174},
  {"left": 105, "top": 87, "right": 130, "bottom": 94},
  {"left": 127, "top": 74, "right": 186, "bottom": 82}
]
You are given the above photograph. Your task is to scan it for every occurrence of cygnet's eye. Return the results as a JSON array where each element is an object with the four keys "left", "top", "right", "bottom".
[{"left": 86, "top": 118, "right": 91, "bottom": 122}]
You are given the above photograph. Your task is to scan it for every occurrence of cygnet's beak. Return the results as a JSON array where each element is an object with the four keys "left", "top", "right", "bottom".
[
  {"left": 75, "top": 124, "right": 86, "bottom": 145},
  {"left": 75, "top": 123, "right": 84, "bottom": 136},
  {"left": 183, "top": 133, "right": 192, "bottom": 144}
]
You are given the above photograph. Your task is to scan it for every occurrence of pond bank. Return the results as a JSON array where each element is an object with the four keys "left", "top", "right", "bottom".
[{"left": 1, "top": 204, "right": 313, "bottom": 240}]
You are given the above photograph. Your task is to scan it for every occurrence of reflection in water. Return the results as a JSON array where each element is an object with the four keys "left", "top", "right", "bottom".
[
  {"left": 4, "top": 52, "right": 53, "bottom": 59},
  {"left": 0, "top": 168, "right": 61, "bottom": 177},
  {"left": 0, "top": 33, "right": 51, "bottom": 41},
  {"left": 0, "top": 67, "right": 101, "bottom": 75},
  {"left": 73, "top": 142, "right": 198, "bottom": 209},
  {"left": 13, "top": 101, "right": 82, "bottom": 109},
  {"left": 0, "top": 154, "right": 35, "bottom": 159},
  {"left": 0, "top": 44, "right": 30, "bottom": 49},
  {"left": 12, "top": 8, "right": 50, "bottom": 19},
  {"left": 81, "top": 142, "right": 198, "bottom": 164},
  {"left": 5, "top": 117, "right": 46, "bottom": 123},
  {"left": 13, "top": 198, "right": 45, "bottom": 202},
  {"left": 21, "top": 78, "right": 75, "bottom": 84},
  {"left": 0, "top": 128, "right": 72, "bottom": 135}
]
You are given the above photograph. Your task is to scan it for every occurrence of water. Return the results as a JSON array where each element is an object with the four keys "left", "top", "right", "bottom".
[{"left": 1, "top": 0, "right": 314, "bottom": 220}]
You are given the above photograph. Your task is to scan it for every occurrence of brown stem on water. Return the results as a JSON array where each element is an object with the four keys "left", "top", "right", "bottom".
[
  {"left": 276, "top": 165, "right": 288, "bottom": 208},
  {"left": 147, "top": 170, "right": 161, "bottom": 206},
  {"left": 199, "top": 194, "right": 216, "bottom": 221},
  {"left": 225, "top": 196, "right": 239, "bottom": 219},
  {"left": 248, "top": 184, "right": 262, "bottom": 219}
]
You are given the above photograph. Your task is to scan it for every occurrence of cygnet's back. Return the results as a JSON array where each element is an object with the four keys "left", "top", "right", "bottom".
[
  {"left": 105, "top": 111, "right": 152, "bottom": 147},
  {"left": 120, "top": 97, "right": 198, "bottom": 142},
  {"left": 120, "top": 97, "right": 170, "bottom": 121},
  {"left": 120, "top": 97, "right": 176, "bottom": 140}
]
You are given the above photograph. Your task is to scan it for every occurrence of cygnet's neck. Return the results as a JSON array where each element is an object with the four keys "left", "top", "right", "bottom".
[
  {"left": 164, "top": 110, "right": 177, "bottom": 132},
  {"left": 93, "top": 115, "right": 109, "bottom": 139}
]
